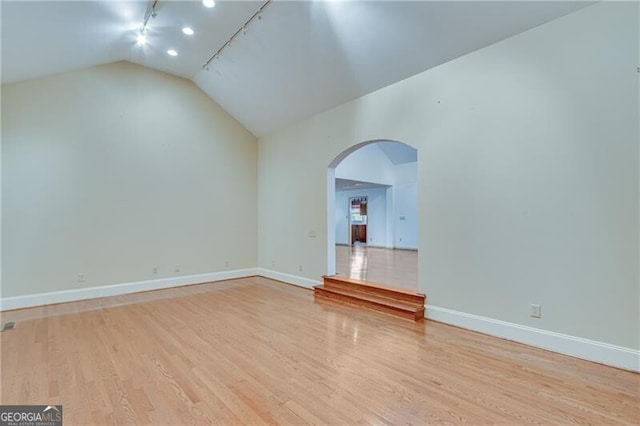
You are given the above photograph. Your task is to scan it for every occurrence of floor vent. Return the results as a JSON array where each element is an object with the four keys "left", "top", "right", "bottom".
[{"left": 1, "top": 321, "right": 16, "bottom": 332}]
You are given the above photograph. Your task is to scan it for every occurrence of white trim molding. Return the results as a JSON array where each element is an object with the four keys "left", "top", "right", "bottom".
[
  {"left": 3, "top": 272, "right": 637, "bottom": 372},
  {"left": 0, "top": 268, "right": 259, "bottom": 311},
  {"left": 426, "top": 305, "right": 640, "bottom": 372},
  {"left": 255, "top": 268, "right": 321, "bottom": 290}
]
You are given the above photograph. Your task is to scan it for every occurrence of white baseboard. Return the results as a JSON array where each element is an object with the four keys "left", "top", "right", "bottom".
[
  {"left": 0, "top": 268, "right": 259, "bottom": 311},
  {"left": 336, "top": 243, "right": 417, "bottom": 251},
  {"left": 393, "top": 246, "right": 418, "bottom": 251},
  {"left": 3, "top": 272, "right": 637, "bottom": 372},
  {"left": 255, "top": 268, "right": 321, "bottom": 290},
  {"left": 362, "top": 244, "right": 393, "bottom": 249},
  {"left": 426, "top": 305, "right": 640, "bottom": 372}
]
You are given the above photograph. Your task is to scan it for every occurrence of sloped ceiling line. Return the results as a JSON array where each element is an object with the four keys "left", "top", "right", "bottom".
[{"left": 1, "top": 1, "right": 591, "bottom": 136}]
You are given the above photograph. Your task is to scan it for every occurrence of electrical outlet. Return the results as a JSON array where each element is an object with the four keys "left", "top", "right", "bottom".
[
  {"left": 152, "top": 267, "right": 158, "bottom": 275},
  {"left": 224, "top": 260, "right": 229, "bottom": 268},
  {"left": 77, "top": 273, "right": 85, "bottom": 283},
  {"left": 298, "top": 264, "right": 303, "bottom": 272},
  {"left": 530, "top": 304, "right": 542, "bottom": 318},
  {"left": 174, "top": 265, "right": 180, "bottom": 273},
  {"left": 271, "top": 260, "right": 276, "bottom": 268}
]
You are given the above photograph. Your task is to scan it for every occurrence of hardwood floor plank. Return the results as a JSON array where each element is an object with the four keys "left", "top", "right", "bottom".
[
  {"left": 336, "top": 245, "right": 418, "bottom": 291},
  {"left": 1, "top": 277, "right": 638, "bottom": 424}
]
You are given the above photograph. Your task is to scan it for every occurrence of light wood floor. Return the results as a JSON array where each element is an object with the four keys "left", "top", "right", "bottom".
[
  {"left": 336, "top": 245, "right": 418, "bottom": 291},
  {"left": 1, "top": 277, "right": 638, "bottom": 424}
]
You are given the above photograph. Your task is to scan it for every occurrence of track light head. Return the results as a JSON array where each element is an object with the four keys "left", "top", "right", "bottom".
[{"left": 201, "top": 0, "right": 272, "bottom": 71}]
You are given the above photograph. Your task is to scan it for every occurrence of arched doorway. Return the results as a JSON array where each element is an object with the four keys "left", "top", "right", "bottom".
[{"left": 327, "top": 140, "right": 418, "bottom": 290}]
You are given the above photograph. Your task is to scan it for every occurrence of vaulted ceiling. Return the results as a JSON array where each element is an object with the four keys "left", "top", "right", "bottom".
[{"left": 1, "top": 0, "right": 591, "bottom": 137}]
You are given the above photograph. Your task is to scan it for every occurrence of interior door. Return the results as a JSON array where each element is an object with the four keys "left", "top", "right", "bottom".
[{"left": 349, "top": 197, "right": 368, "bottom": 245}]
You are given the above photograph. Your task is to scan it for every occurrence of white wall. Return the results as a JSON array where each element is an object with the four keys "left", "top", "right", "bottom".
[
  {"left": 393, "top": 162, "right": 418, "bottom": 249},
  {"left": 2, "top": 61, "right": 258, "bottom": 298},
  {"left": 335, "top": 143, "right": 394, "bottom": 184},
  {"left": 335, "top": 186, "right": 389, "bottom": 246},
  {"left": 394, "top": 184, "right": 417, "bottom": 249},
  {"left": 394, "top": 161, "right": 417, "bottom": 185},
  {"left": 258, "top": 2, "right": 639, "bottom": 351}
]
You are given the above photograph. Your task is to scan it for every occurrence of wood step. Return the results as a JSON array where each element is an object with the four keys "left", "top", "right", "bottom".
[
  {"left": 314, "top": 285, "right": 424, "bottom": 321},
  {"left": 322, "top": 275, "right": 425, "bottom": 305},
  {"left": 314, "top": 276, "right": 426, "bottom": 321}
]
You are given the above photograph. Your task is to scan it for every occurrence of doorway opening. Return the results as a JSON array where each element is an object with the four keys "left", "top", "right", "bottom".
[
  {"left": 327, "top": 140, "right": 418, "bottom": 291},
  {"left": 349, "top": 196, "right": 368, "bottom": 245}
]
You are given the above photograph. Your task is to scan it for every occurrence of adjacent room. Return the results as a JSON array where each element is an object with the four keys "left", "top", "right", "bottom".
[
  {"left": 1, "top": 0, "right": 638, "bottom": 424},
  {"left": 333, "top": 141, "right": 418, "bottom": 290}
]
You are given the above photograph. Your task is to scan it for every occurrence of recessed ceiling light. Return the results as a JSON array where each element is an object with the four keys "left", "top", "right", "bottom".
[
  {"left": 182, "top": 27, "right": 194, "bottom": 36},
  {"left": 167, "top": 49, "right": 178, "bottom": 56},
  {"left": 136, "top": 33, "right": 147, "bottom": 45},
  {"left": 202, "top": 0, "right": 215, "bottom": 8}
]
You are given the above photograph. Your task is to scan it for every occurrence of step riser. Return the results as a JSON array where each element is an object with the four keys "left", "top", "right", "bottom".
[
  {"left": 316, "top": 275, "right": 426, "bottom": 322},
  {"left": 314, "top": 289, "right": 424, "bottom": 321},
  {"left": 314, "top": 285, "right": 423, "bottom": 311},
  {"left": 323, "top": 278, "right": 425, "bottom": 305}
]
